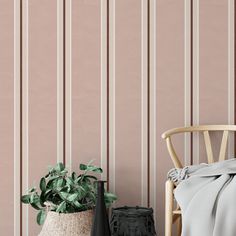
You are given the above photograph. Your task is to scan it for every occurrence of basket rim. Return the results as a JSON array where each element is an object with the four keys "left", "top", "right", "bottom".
[{"left": 47, "top": 209, "right": 94, "bottom": 216}]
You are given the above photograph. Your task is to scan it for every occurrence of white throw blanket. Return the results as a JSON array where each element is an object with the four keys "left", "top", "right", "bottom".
[{"left": 168, "top": 159, "right": 236, "bottom": 236}]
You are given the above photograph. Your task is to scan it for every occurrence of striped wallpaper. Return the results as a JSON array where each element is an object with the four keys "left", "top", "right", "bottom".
[{"left": 0, "top": 0, "right": 234, "bottom": 235}]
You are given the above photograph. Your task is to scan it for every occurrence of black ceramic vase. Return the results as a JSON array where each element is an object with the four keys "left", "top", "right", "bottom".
[{"left": 91, "top": 180, "right": 111, "bottom": 236}]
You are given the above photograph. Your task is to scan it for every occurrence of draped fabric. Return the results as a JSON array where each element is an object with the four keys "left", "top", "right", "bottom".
[{"left": 168, "top": 159, "right": 236, "bottom": 236}]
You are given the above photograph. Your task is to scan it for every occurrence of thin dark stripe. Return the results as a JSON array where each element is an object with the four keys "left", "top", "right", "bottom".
[
  {"left": 20, "top": 0, "right": 23, "bottom": 234},
  {"left": 190, "top": 0, "right": 193, "bottom": 164},
  {"left": 147, "top": 0, "right": 150, "bottom": 207},
  {"left": 106, "top": 0, "right": 110, "bottom": 190},
  {"left": 63, "top": 0, "right": 66, "bottom": 165}
]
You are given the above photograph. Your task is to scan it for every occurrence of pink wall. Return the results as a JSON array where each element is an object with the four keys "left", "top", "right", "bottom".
[
  {"left": 0, "top": 0, "right": 234, "bottom": 235},
  {"left": 156, "top": 1, "right": 185, "bottom": 235},
  {"left": 0, "top": 0, "right": 14, "bottom": 234}
]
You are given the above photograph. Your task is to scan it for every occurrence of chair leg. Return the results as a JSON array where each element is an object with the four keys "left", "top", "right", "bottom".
[
  {"left": 165, "top": 180, "right": 174, "bottom": 236},
  {"left": 176, "top": 216, "right": 182, "bottom": 236}
]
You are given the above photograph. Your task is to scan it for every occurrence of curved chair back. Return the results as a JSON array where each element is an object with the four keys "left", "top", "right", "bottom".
[{"left": 162, "top": 125, "right": 236, "bottom": 168}]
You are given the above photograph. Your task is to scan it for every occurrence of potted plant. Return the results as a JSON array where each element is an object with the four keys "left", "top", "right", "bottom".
[{"left": 21, "top": 162, "right": 117, "bottom": 236}]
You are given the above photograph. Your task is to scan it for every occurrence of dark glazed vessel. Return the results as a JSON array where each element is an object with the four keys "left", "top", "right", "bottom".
[{"left": 91, "top": 180, "right": 111, "bottom": 236}]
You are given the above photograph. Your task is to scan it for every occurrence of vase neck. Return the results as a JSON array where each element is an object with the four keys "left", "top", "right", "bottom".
[{"left": 97, "top": 181, "right": 105, "bottom": 200}]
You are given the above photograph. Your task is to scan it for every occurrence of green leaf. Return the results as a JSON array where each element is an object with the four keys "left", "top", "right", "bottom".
[
  {"left": 41, "top": 189, "right": 52, "bottom": 203},
  {"left": 104, "top": 192, "right": 117, "bottom": 200},
  {"left": 45, "top": 173, "right": 50, "bottom": 178},
  {"left": 47, "top": 175, "right": 58, "bottom": 181},
  {"left": 79, "top": 164, "right": 103, "bottom": 173},
  {"left": 47, "top": 177, "right": 60, "bottom": 189},
  {"left": 30, "top": 194, "right": 35, "bottom": 203},
  {"left": 66, "top": 185, "right": 71, "bottom": 192},
  {"left": 73, "top": 201, "right": 82, "bottom": 209},
  {"left": 79, "top": 164, "right": 90, "bottom": 171},
  {"left": 56, "top": 201, "right": 66, "bottom": 213},
  {"left": 89, "top": 192, "right": 96, "bottom": 202},
  {"left": 59, "top": 192, "right": 70, "bottom": 200},
  {"left": 28, "top": 187, "right": 36, "bottom": 193},
  {"left": 72, "top": 172, "right": 77, "bottom": 180},
  {"left": 75, "top": 175, "right": 82, "bottom": 183},
  {"left": 29, "top": 193, "right": 42, "bottom": 210},
  {"left": 104, "top": 192, "right": 117, "bottom": 207},
  {"left": 39, "top": 193, "right": 45, "bottom": 206},
  {"left": 30, "top": 202, "right": 41, "bottom": 210},
  {"left": 21, "top": 195, "right": 31, "bottom": 204},
  {"left": 45, "top": 189, "right": 52, "bottom": 196},
  {"left": 67, "top": 193, "right": 78, "bottom": 202},
  {"left": 60, "top": 170, "right": 68, "bottom": 176},
  {"left": 37, "top": 210, "right": 46, "bottom": 225},
  {"left": 55, "top": 162, "right": 65, "bottom": 172},
  {"left": 56, "top": 178, "right": 65, "bottom": 188},
  {"left": 66, "top": 177, "right": 74, "bottom": 185},
  {"left": 30, "top": 193, "right": 40, "bottom": 203},
  {"left": 40, "top": 178, "right": 46, "bottom": 192},
  {"left": 85, "top": 175, "right": 98, "bottom": 180}
]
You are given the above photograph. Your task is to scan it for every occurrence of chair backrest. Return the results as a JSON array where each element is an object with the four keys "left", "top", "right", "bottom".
[{"left": 162, "top": 125, "right": 236, "bottom": 168}]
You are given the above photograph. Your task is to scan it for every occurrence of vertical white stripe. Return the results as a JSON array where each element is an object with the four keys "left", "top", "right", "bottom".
[
  {"left": 22, "top": 0, "right": 29, "bottom": 235},
  {"left": 149, "top": 0, "right": 157, "bottom": 227},
  {"left": 14, "top": 0, "right": 21, "bottom": 234},
  {"left": 65, "top": 0, "right": 72, "bottom": 172},
  {"left": 101, "top": 0, "right": 108, "bottom": 180},
  {"left": 141, "top": 0, "right": 148, "bottom": 207},
  {"left": 57, "top": 0, "right": 64, "bottom": 163},
  {"left": 184, "top": 0, "right": 191, "bottom": 166},
  {"left": 109, "top": 0, "right": 116, "bottom": 198},
  {"left": 193, "top": 0, "right": 200, "bottom": 164},
  {"left": 228, "top": 0, "right": 235, "bottom": 159}
]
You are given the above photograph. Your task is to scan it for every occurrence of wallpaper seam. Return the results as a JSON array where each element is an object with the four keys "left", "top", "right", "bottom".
[
  {"left": 22, "top": 0, "right": 29, "bottom": 234},
  {"left": 235, "top": 0, "right": 236, "bottom": 155},
  {"left": 184, "top": 0, "right": 191, "bottom": 166},
  {"left": 101, "top": 0, "right": 108, "bottom": 182},
  {"left": 228, "top": 0, "right": 235, "bottom": 159},
  {"left": 57, "top": 0, "right": 65, "bottom": 164},
  {"left": 106, "top": 0, "right": 110, "bottom": 187},
  {"left": 192, "top": 0, "right": 200, "bottom": 165},
  {"left": 149, "top": 0, "right": 157, "bottom": 228},
  {"left": 141, "top": 0, "right": 148, "bottom": 207},
  {"left": 108, "top": 0, "right": 116, "bottom": 199},
  {"left": 65, "top": 0, "right": 72, "bottom": 172},
  {"left": 14, "top": 0, "right": 23, "bottom": 235},
  {"left": 147, "top": 0, "right": 151, "bottom": 207},
  {"left": 63, "top": 0, "right": 66, "bottom": 165}
]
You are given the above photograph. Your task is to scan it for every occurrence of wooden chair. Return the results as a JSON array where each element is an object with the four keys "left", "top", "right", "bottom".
[{"left": 162, "top": 125, "right": 236, "bottom": 236}]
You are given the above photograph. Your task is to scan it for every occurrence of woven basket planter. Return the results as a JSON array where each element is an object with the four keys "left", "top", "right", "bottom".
[{"left": 38, "top": 210, "right": 93, "bottom": 236}]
